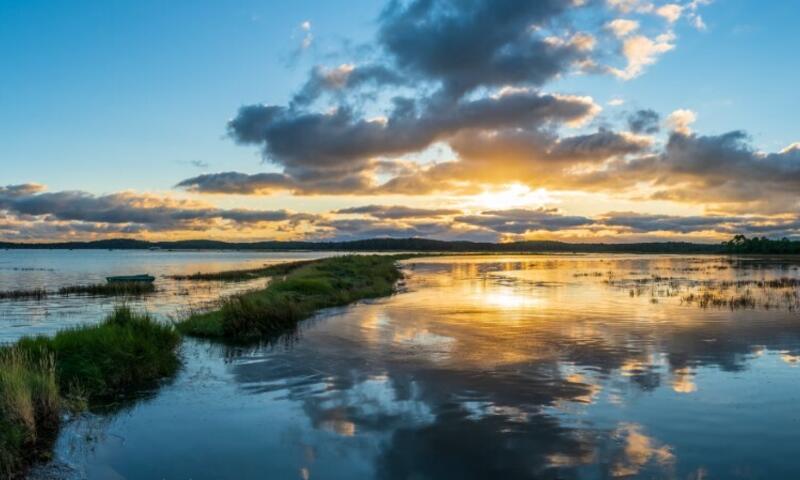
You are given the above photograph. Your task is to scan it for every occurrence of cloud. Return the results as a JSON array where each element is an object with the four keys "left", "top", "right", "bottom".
[
  {"left": 220, "top": 90, "right": 599, "bottom": 194},
  {"left": 378, "top": 128, "right": 651, "bottom": 195},
  {"left": 606, "top": 0, "right": 654, "bottom": 14},
  {"left": 597, "top": 131, "right": 800, "bottom": 212},
  {"left": 655, "top": 4, "right": 683, "bottom": 23},
  {"left": 300, "top": 20, "right": 313, "bottom": 49},
  {"left": 627, "top": 109, "right": 660, "bottom": 134},
  {"left": 455, "top": 208, "right": 594, "bottom": 234},
  {"left": 292, "top": 64, "right": 406, "bottom": 106},
  {"left": 0, "top": 184, "right": 317, "bottom": 236},
  {"left": 335, "top": 205, "right": 460, "bottom": 219},
  {"left": 611, "top": 34, "right": 675, "bottom": 79},
  {"left": 606, "top": 19, "right": 639, "bottom": 37},
  {"left": 666, "top": 109, "right": 696, "bottom": 134},
  {"left": 377, "top": 0, "right": 589, "bottom": 99},
  {"left": 598, "top": 212, "right": 800, "bottom": 237},
  {"left": 176, "top": 172, "right": 295, "bottom": 194}
]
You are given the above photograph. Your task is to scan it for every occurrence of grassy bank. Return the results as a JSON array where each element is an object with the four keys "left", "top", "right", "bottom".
[
  {"left": 0, "top": 307, "right": 180, "bottom": 479},
  {"left": 178, "top": 255, "right": 406, "bottom": 341},
  {"left": 169, "top": 259, "right": 313, "bottom": 282}
]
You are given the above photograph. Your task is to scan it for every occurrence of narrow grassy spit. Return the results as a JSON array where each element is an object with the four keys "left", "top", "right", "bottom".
[
  {"left": 0, "top": 307, "right": 180, "bottom": 479},
  {"left": 178, "top": 255, "right": 407, "bottom": 341},
  {"left": 168, "top": 259, "right": 313, "bottom": 282}
]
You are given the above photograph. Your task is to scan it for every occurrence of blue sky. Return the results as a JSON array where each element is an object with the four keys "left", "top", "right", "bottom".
[
  {"left": 2, "top": 0, "right": 797, "bottom": 192},
  {"left": 1, "top": 0, "right": 799, "bottom": 242}
]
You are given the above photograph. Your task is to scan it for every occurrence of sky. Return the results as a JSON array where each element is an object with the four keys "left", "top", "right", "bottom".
[{"left": 1, "top": 0, "right": 799, "bottom": 243}]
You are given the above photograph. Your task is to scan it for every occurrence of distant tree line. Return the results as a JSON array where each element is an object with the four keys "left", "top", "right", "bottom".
[
  {"left": 722, "top": 235, "right": 800, "bottom": 254},
  {"left": 2, "top": 235, "right": 798, "bottom": 254}
]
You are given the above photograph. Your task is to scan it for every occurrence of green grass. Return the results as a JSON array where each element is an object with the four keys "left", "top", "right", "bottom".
[
  {"left": 168, "top": 259, "right": 313, "bottom": 282},
  {"left": 0, "top": 348, "right": 59, "bottom": 479},
  {"left": 178, "top": 255, "right": 407, "bottom": 341},
  {"left": 0, "top": 307, "right": 180, "bottom": 478}
]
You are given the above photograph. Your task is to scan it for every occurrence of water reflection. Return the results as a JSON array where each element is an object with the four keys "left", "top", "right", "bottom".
[{"left": 29, "top": 255, "right": 800, "bottom": 479}]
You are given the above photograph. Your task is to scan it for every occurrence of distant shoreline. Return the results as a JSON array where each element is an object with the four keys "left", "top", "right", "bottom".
[{"left": 0, "top": 237, "right": 726, "bottom": 254}]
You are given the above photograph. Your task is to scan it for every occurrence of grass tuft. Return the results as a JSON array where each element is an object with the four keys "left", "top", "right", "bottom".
[
  {"left": 0, "top": 306, "right": 180, "bottom": 478},
  {"left": 0, "top": 348, "right": 59, "bottom": 479}
]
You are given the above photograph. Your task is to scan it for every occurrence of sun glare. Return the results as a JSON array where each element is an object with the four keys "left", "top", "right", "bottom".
[{"left": 465, "top": 184, "right": 554, "bottom": 211}]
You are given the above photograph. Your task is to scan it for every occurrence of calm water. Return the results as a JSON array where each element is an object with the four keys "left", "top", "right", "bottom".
[
  {"left": 3, "top": 252, "right": 799, "bottom": 479},
  {"left": 0, "top": 249, "right": 336, "bottom": 342}
]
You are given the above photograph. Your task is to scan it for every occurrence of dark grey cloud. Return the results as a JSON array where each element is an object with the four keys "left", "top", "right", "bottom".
[
  {"left": 599, "top": 212, "right": 741, "bottom": 234},
  {"left": 317, "top": 217, "right": 496, "bottom": 242},
  {"left": 214, "top": 90, "right": 597, "bottom": 193},
  {"left": 378, "top": 0, "right": 585, "bottom": 99},
  {"left": 455, "top": 208, "right": 594, "bottom": 234},
  {"left": 176, "top": 172, "right": 295, "bottom": 195},
  {"left": 618, "top": 132, "right": 800, "bottom": 209},
  {"left": 0, "top": 185, "right": 316, "bottom": 233},
  {"left": 598, "top": 212, "right": 800, "bottom": 237},
  {"left": 549, "top": 129, "right": 651, "bottom": 160},
  {"left": 292, "top": 64, "right": 407, "bottom": 106},
  {"left": 627, "top": 109, "right": 660, "bottom": 134},
  {"left": 335, "top": 204, "right": 460, "bottom": 219}
]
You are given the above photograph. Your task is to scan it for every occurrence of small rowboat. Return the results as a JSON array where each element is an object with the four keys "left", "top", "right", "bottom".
[{"left": 106, "top": 274, "right": 156, "bottom": 283}]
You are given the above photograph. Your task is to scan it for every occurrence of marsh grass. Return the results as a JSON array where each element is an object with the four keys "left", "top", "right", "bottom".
[
  {"left": 0, "top": 306, "right": 181, "bottom": 478},
  {"left": 178, "top": 255, "right": 406, "bottom": 341},
  {"left": 0, "top": 289, "right": 49, "bottom": 301},
  {"left": 0, "top": 348, "right": 60, "bottom": 479},
  {"left": 57, "top": 282, "right": 156, "bottom": 296},
  {"left": 169, "top": 260, "right": 313, "bottom": 282},
  {"left": 0, "top": 282, "right": 156, "bottom": 301},
  {"left": 682, "top": 291, "right": 757, "bottom": 309}
]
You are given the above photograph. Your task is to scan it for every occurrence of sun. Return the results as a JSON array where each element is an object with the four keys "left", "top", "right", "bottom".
[{"left": 464, "top": 183, "right": 554, "bottom": 211}]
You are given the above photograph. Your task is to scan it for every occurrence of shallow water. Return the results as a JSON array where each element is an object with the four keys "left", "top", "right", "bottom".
[
  {"left": 7, "top": 253, "right": 800, "bottom": 479},
  {"left": 0, "top": 249, "right": 335, "bottom": 342}
]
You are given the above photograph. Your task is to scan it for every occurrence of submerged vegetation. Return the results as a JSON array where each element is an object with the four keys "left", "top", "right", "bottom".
[
  {"left": 178, "top": 255, "right": 406, "bottom": 341},
  {"left": 0, "top": 288, "right": 49, "bottom": 301},
  {"left": 169, "top": 259, "right": 313, "bottom": 282},
  {"left": 56, "top": 282, "right": 155, "bottom": 296},
  {"left": 0, "top": 282, "right": 155, "bottom": 301},
  {"left": 0, "top": 307, "right": 180, "bottom": 478}
]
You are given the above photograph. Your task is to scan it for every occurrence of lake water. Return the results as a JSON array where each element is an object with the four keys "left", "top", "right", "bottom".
[{"left": 2, "top": 251, "right": 799, "bottom": 479}]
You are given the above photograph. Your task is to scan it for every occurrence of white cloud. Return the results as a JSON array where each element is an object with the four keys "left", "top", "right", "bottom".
[
  {"left": 606, "top": 0, "right": 655, "bottom": 14},
  {"left": 780, "top": 143, "right": 800, "bottom": 154},
  {"left": 608, "top": 98, "right": 626, "bottom": 106},
  {"left": 612, "top": 34, "right": 675, "bottom": 80},
  {"left": 666, "top": 109, "right": 697, "bottom": 134},
  {"left": 606, "top": 19, "right": 640, "bottom": 38},
  {"left": 300, "top": 20, "right": 313, "bottom": 49},
  {"left": 656, "top": 4, "right": 683, "bottom": 23}
]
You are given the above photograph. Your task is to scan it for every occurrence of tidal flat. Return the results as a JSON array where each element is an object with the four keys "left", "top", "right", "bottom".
[{"left": 1, "top": 250, "right": 799, "bottom": 479}]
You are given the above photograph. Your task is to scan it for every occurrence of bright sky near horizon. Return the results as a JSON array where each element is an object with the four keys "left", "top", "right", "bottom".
[{"left": 1, "top": 0, "right": 799, "bottom": 243}]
